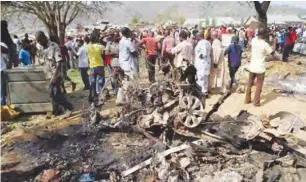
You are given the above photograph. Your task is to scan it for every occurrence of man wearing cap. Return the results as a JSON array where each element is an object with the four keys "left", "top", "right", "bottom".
[
  {"left": 194, "top": 31, "right": 212, "bottom": 97},
  {"left": 224, "top": 35, "right": 243, "bottom": 89},
  {"left": 245, "top": 28, "right": 275, "bottom": 107},
  {"left": 35, "top": 31, "right": 73, "bottom": 118}
]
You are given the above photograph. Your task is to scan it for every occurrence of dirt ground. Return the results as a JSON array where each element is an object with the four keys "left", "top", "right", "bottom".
[{"left": 1, "top": 53, "right": 306, "bottom": 181}]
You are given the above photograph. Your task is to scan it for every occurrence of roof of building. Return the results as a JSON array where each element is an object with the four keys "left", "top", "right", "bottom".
[
  {"left": 183, "top": 17, "right": 240, "bottom": 27},
  {"left": 268, "top": 15, "right": 303, "bottom": 23}
]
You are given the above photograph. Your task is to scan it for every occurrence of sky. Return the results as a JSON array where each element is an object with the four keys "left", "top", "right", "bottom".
[{"left": 272, "top": 1, "right": 306, "bottom": 9}]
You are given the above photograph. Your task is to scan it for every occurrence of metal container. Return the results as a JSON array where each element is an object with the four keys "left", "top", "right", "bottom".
[{"left": 4, "top": 66, "right": 52, "bottom": 113}]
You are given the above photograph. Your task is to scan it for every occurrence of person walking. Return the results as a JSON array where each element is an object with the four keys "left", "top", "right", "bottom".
[
  {"left": 105, "top": 34, "right": 120, "bottom": 93},
  {"left": 245, "top": 28, "right": 275, "bottom": 107},
  {"left": 161, "top": 29, "right": 175, "bottom": 71},
  {"left": 77, "top": 39, "right": 90, "bottom": 90},
  {"left": 1, "top": 42, "right": 8, "bottom": 105},
  {"left": 140, "top": 31, "right": 159, "bottom": 83},
  {"left": 194, "top": 32, "right": 212, "bottom": 97},
  {"left": 86, "top": 33, "right": 105, "bottom": 105},
  {"left": 224, "top": 35, "right": 243, "bottom": 89},
  {"left": 282, "top": 27, "right": 293, "bottom": 62},
  {"left": 118, "top": 27, "right": 138, "bottom": 80},
  {"left": 209, "top": 31, "right": 226, "bottom": 93},
  {"left": 35, "top": 31, "right": 73, "bottom": 118}
]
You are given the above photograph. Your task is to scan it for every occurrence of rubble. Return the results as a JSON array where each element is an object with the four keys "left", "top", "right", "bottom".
[{"left": 2, "top": 69, "right": 306, "bottom": 182}]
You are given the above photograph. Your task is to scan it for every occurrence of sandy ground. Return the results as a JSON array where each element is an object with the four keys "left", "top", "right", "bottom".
[{"left": 206, "top": 92, "right": 306, "bottom": 121}]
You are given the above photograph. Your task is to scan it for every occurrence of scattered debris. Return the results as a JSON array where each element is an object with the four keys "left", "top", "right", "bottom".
[{"left": 2, "top": 70, "right": 306, "bottom": 181}]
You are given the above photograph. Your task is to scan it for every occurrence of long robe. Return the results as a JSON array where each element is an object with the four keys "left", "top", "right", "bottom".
[
  {"left": 209, "top": 39, "right": 227, "bottom": 93},
  {"left": 194, "top": 39, "right": 212, "bottom": 93}
]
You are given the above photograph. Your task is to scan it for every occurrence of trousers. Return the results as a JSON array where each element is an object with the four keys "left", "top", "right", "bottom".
[
  {"left": 245, "top": 72, "right": 265, "bottom": 106},
  {"left": 49, "top": 77, "right": 73, "bottom": 114},
  {"left": 146, "top": 55, "right": 157, "bottom": 83},
  {"left": 229, "top": 66, "right": 239, "bottom": 89},
  {"left": 282, "top": 44, "right": 291, "bottom": 61},
  {"left": 88, "top": 66, "right": 105, "bottom": 103},
  {"left": 80, "top": 67, "right": 90, "bottom": 89}
]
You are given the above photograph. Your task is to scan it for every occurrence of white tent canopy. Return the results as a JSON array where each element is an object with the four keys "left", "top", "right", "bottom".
[
  {"left": 268, "top": 15, "right": 303, "bottom": 24},
  {"left": 183, "top": 17, "right": 238, "bottom": 27}
]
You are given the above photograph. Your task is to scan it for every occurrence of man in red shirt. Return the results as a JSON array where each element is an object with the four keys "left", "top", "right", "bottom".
[
  {"left": 291, "top": 28, "right": 297, "bottom": 53},
  {"left": 282, "top": 27, "right": 293, "bottom": 62},
  {"left": 140, "top": 31, "right": 160, "bottom": 83},
  {"left": 220, "top": 26, "right": 227, "bottom": 34},
  {"left": 162, "top": 29, "right": 175, "bottom": 70}
]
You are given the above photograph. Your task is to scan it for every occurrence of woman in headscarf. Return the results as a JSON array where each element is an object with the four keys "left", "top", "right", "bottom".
[
  {"left": 194, "top": 31, "right": 212, "bottom": 97},
  {"left": 209, "top": 31, "right": 226, "bottom": 93}
]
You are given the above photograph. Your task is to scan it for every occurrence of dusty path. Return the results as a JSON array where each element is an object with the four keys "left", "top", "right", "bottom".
[{"left": 206, "top": 92, "right": 306, "bottom": 121}]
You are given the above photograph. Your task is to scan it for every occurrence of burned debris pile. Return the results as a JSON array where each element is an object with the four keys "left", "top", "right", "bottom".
[
  {"left": 83, "top": 73, "right": 306, "bottom": 182},
  {"left": 2, "top": 71, "right": 306, "bottom": 182}
]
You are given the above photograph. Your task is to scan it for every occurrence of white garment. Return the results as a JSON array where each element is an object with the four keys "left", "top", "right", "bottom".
[
  {"left": 171, "top": 40, "right": 193, "bottom": 68},
  {"left": 247, "top": 37, "right": 273, "bottom": 74},
  {"left": 303, "top": 30, "right": 306, "bottom": 38},
  {"left": 194, "top": 39, "right": 212, "bottom": 93},
  {"left": 276, "top": 31, "right": 281, "bottom": 43},
  {"left": 118, "top": 37, "right": 137, "bottom": 73},
  {"left": 65, "top": 40, "right": 77, "bottom": 55},
  {"left": 77, "top": 45, "right": 89, "bottom": 68}
]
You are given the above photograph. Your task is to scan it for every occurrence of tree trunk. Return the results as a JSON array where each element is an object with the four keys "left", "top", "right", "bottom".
[
  {"left": 57, "top": 22, "right": 66, "bottom": 45},
  {"left": 254, "top": 1, "right": 270, "bottom": 41},
  {"left": 45, "top": 23, "right": 59, "bottom": 44}
]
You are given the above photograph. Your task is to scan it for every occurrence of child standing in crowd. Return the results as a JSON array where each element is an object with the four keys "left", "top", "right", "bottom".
[{"left": 18, "top": 43, "right": 32, "bottom": 66}]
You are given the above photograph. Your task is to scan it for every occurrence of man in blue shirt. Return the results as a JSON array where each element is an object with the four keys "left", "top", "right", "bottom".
[
  {"left": 18, "top": 43, "right": 31, "bottom": 66},
  {"left": 280, "top": 29, "right": 286, "bottom": 53},
  {"left": 224, "top": 35, "right": 242, "bottom": 89}
]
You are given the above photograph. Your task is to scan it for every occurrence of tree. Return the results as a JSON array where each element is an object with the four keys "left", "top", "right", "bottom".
[
  {"left": 205, "top": 17, "right": 210, "bottom": 27},
  {"left": 253, "top": 1, "right": 270, "bottom": 39},
  {"left": 1, "top": 2, "right": 120, "bottom": 44},
  {"left": 155, "top": 13, "right": 165, "bottom": 24},
  {"left": 131, "top": 16, "right": 140, "bottom": 25},
  {"left": 211, "top": 18, "right": 216, "bottom": 27},
  {"left": 177, "top": 15, "right": 186, "bottom": 25}
]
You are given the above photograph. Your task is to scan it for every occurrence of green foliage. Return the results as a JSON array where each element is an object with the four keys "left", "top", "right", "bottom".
[
  {"left": 211, "top": 18, "right": 216, "bottom": 27},
  {"left": 205, "top": 17, "right": 210, "bottom": 27},
  {"left": 177, "top": 15, "right": 185, "bottom": 25},
  {"left": 131, "top": 16, "right": 140, "bottom": 25},
  {"left": 155, "top": 13, "right": 165, "bottom": 24}
]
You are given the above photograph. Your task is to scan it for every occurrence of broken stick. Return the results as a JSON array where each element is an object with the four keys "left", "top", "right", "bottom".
[
  {"left": 132, "top": 126, "right": 164, "bottom": 145},
  {"left": 204, "top": 91, "right": 231, "bottom": 122},
  {"left": 121, "top": 139, "right": 203, "bottom": 177}
]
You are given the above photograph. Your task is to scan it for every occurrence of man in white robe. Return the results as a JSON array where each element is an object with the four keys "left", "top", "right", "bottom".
[{"left": 194, "top": 33, "right": 212, "bottom": 97}]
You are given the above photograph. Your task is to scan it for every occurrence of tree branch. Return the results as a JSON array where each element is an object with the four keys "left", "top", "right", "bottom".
[{"left": 260, "top": 1, "right": 271, "bottom": 13}]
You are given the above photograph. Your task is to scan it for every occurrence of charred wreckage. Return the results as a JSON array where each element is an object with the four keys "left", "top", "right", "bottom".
[
  {"left": 83, "top": 64, "right": 306, "bottom": 182},
  {"left": 2, "top": 65, "right": 306, "bottom": 182}
]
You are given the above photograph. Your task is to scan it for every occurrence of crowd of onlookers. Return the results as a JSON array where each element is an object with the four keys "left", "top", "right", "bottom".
[{"left": 1, "top": 18, "right": 305, "bottom": 117}]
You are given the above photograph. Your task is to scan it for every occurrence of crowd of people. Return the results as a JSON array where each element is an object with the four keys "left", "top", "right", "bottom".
[{"left": 1, "top": 18, "right": 306, "bottom": 118}]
